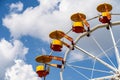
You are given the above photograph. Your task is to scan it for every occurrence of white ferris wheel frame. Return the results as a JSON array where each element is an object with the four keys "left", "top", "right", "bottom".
[{"left": 59, "top": 21, "right": 120, "bottom": 80}]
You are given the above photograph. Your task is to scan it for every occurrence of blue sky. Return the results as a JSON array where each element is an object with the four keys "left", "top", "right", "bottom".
[{"left": 0, "top": 0, "right": 120, "bottom": 80}]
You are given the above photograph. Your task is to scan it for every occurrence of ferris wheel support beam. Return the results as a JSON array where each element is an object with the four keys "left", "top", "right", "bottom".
[{"left": 109, "top": 26, "right": 120, "bottom": 70}]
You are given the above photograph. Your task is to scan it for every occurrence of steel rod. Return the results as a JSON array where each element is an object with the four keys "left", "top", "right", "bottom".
[
  {"left": 74, "top": 45, "right": 118, "bottom": 73},
  {"left": 109, "top": 26, "right": 120, "bottom": 69},
  {"left": 67, "top": 63, "right": 112, "bottom": 74},
  {"left": 92, "top": 36, "right": 117, "bottom": 69}
]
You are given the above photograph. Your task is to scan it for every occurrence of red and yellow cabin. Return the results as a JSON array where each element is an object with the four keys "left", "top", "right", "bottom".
[
  {"left": 71, "top": 13, "right": 89, "bottom": 33},
  {"left": 97, "top": 3, "right": 112, "bottom": 23},
  {"left": 72, "top": 21, "right": 86, "bottom": 33},
  {"left": 49, "top": 30, "right": 74, "bottom": 51},
  {"left": 36, "top": 65, "right": 49, "bottom": 78},
  {"left": 99, "top": 12, "right": 111, "bottom": 23},
  {"left": 50, "top": 39, "right": 63, "bottom": 51}
]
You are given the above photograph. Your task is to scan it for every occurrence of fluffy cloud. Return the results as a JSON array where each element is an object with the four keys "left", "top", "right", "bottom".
[
  {"left": 67, "top": 51, "right": 84, "bottom": 63},
  {"left": 9, "top": 1, "right": 23, "bottom": 12},
  {"left": 0, "top": 39, "right": 28, "bottom": 79},
  {"left": 3, "top": 0, "right": 120, "bottom": 42},
  {"left": 3, "top": 0, "right": 63, "bottom": 41},
  {"left": 5, "top": 60, "right": 40, "bottom": 80},
  {"left": 0, "top": 39, "right": 28, "bottom": 60}
]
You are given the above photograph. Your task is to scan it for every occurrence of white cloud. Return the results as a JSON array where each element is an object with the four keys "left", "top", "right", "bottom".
[
  {"left": 0, "top": 39, "right": 28, "bottom": 60},
  {"left": 67, "top": 51, "right": 84, "bottom": 63},
  {"left": 9, "top": 1, "right": 23, "bottom": 12},
  {"left": 3, "top": 0, "right": 63, "bottom": 41},
  {"left": 3, "top": 0, "right": 119, "bottom": 42},
  {"left": 0, "top": 39, "right": 28, "bottom": 79},
  {"left": 5, "top": 59, "right": 40, "bottom": 80}
]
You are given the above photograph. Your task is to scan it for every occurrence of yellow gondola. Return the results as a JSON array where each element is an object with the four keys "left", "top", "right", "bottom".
[
  {"left": 70, "top": 13, "right": 90, "bottom": 34},
  {"left": 72, "top": 21, "right": 86, "bottom": 33},
  {"left": 49, "top": 30, "right": 74, "bottom": 51},
  {"left": 35, "top": 55, "right": 64, "bottom": 69},
  {"left": 36, "top": 65, "right": 49, "bottom": 77},
  {"left": 49, "top": 30, "right": 73, "bottom": 42},
  {"left": 97, "top": 3, "right": 112, "bottom": 29},
  {"left": 50, "top": 39, "right": 63, "bottom": 51}
]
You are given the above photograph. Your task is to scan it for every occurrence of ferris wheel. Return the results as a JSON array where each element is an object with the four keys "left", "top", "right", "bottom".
[{"left": 35, "top": 3, "right": 120, "bottom": 80}]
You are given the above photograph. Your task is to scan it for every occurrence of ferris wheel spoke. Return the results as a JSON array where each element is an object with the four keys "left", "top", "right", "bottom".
[
  {"left": 65, "top": 29, "right": 72, "bottom": 34},
  {"left": 66, "top": 58, "right": 89, "bottom": 64},
  {"left": 66, "top": 63, "right": 113, "bottom": 74},
  {"left": 49, "top": 50, "right": 53, "bottom": 55},
  {"left": 111, "top": 13, "right": 120, "bottom": 15},
  {"left": 109, "top": 27, "right": 120, "bottom": 69},
  {"left": 87, "top": 15, "right": 100, "bottom": 21},
  {"left": 90, "top": 59, "right": 96, "bottom": 79},
  {"left": 91, "top": 36, "right": 117, "bottom": 69},
  {"left": 67, "top": 64, "right": 90, "bottom": 80},
  {"left": 66, "top": 46, "right": 114, "bottom": 64},
  {"left": 97, "top": 46, "right": 114, "bottom": 57},
  {"left": 74, "top": 45, "right": 118, "bottom": 72},
  {"left": 116, "top": 37, "right": 120, "bottom": 45},
  {"left": 66, "top": 46, "right": 114, "bottom": 63}
]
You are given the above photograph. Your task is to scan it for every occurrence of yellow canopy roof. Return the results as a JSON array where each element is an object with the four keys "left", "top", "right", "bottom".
[
  {"left": 35, "top": 55, "right": 52, "bottom": 63},
  {"left": 71, "top": 13, "right": 86, "bottom": 22},
  {"left": 97, "top": 3, "right": 112, "bottom": 12},
  {"left": 49, "top": 30, "right": 65, "bottom": 39}
]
